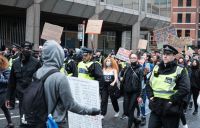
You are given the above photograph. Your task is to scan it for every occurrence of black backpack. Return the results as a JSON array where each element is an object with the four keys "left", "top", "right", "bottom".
[{"left": 21, "top": 69, "right": 59, "bottom": 125}]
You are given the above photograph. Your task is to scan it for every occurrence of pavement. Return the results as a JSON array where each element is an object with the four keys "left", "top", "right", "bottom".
[{"left": 0, "top": 98, "right": 200, "bottom": 128}]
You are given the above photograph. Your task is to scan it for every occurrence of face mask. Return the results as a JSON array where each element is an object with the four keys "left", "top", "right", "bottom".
[
  {"left": 22, "top": 50, "right": 31, "bottom": 60},
  {"left": 131, "top": 62, "right": 137, "bottom": 66},
  {"left": 106, "top": 62, "right": 111, "bottom": 67}
]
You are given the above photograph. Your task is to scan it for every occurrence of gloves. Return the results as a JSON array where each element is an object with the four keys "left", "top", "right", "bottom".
[{"left": 88, "top": 108, "right": 101, "bottom": 116}]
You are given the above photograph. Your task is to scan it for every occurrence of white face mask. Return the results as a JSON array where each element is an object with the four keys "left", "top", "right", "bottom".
[{"left": 106, "top": 62, "right": 111, "bottom": 67}]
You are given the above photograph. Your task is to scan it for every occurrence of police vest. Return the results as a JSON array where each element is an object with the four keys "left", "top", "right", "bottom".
[
  {"left": 9, "top": 57, "right": 18, "bottom": 69},
  {"left": 150, "top": 65, "right": 183, "bottom": 99},
  {"left": 78, "top": 61, "right": 94, "bottom": 80},
  {"left": 60, "top": 64, "right": 68, "bottom": 76}
]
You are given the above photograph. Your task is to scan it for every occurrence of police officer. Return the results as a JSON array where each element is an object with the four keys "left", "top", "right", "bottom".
[
  {"left": 6, "top": 41, "right": 41, "bottom": 127},
  {"left": 78, "top": 47, "right": 103, "bottom": 81},
  {"left": 78, "top": 47, "right": 104, "bottom": 98},
  {"left": 146, "top": 44, "right": 190, "bottom": 128}
]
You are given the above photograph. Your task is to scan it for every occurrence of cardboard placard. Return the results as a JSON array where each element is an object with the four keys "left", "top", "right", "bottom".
[
  {"left": 138, "top": 39, "right": 148, "bottom": 49},
  {"left": 154, "top": 26, "right": 177, "bottom": 44},
  {"left": 115, "top": 48, "right": 131, "bottom": 62},
  {"left": 41, "top": 22, "right": 64, "bottom": 43},
  {"left": 166, "top": 35, "right": 192, "bottom": 48},
  {"left": 86, "top": 20, "right": 103, "bottom": 34}
]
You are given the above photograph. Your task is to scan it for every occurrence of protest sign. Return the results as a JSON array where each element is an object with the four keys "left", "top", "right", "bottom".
[
  {"left": 157, "top": 43, "right": 164, "bottom": 49},
  {"left": 41, "top": 22, "right": 63, "bottom": 43},
  {"left": 138, "top": 39, "right": 148, "bottom": 49},
  {"left": 166, "top": 35, "right": 192, "bottom": 48},
  {"left": 86, "top": 20, "right": 103, "bottom": 34},
  {"left": 68, "top": 77, "right": 102, "bottom": 128},
  {"left": 115, "top": 48, "right": 131, "bottom": 62},
  {"left": 154, "top": 26, "right": 177, "bottom": 44}
]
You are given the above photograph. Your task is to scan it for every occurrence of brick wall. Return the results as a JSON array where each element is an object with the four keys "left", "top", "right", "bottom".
[{"left": 171, "top": 0, "right": 199, "bottom": 45}]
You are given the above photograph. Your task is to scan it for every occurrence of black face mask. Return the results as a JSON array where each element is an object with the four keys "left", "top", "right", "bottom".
[
  {"left": 131, "top": 62, "right": 137, "bottom": 66},
  {"left": 22, "top": 50, "right": 31, "bottom": 61}
]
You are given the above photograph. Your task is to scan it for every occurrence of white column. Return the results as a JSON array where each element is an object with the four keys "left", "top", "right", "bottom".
[
  {"left": 131, "top": 21, "right": 140, "bottom": 51},
  {"left": 25, "top": 2, "right": 40, "bottom": 50}
]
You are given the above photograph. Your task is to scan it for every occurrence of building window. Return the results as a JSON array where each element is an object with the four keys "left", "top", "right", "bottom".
[
  {"left": 198, "top": 30, "right": 200, "bottom": 38},
  {"left": 186, "top": 14, "right": 191, "bottom": 23},
  {"left": 185, "top": 30, "right": 190, "bottom": 37},
  {"left": 186, "top": 0, "right": 191, "bottom": 6},
  {"left": 177, "top": 30, "right": 182, "bottom": 37},
  {"left": 178, "top": 0, "right": 183, "bottom": 6},
  {"left": 177, "top": 14, "right": 182, "bottom": 23}
]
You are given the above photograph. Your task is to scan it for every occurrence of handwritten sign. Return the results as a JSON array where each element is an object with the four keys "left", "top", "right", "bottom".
[
  {"left": 86, "top": 20, "right": 103, "bottom": 34},
  {"left": 166, "top": 35, "right": 192, "bottom": 48},
  {"left": 41, "top": 22, "right": 63, "bottom": 43},
  {"left": 154, "top": 26, "right": 177, "bottom": 44},
  {"left": 138, "top": 39, "right": 148, "bottom": 49},
  {"left": 68, "top": 77, "right": 102, "bottom": 128},
  {"left": 115, "top": 48, "right": 131, "bottom": 62}
]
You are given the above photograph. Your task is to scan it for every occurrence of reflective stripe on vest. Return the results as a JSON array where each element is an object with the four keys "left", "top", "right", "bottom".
[
  {"left": 150, "top": 65, "right": 183, "bottom": 99},
  {"left": 78, "top": 61, "right": 94, "bottom": 80}
]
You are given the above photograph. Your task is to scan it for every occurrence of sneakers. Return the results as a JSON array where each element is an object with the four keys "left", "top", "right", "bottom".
[
  {"left": 5, "top": 123, "right": 14, "bottom": 128},
  {"left": 120, "top": 114, "right": 128, "bottom": 120},
  {"left": 183, "top": 124, "right": 188, "bottom": 128},
  {"left": 192, "top": 110, "right": 198, "bottom": 115},
  {"left": 140, "top": 117, "right": 146, "bottom": 126},
  {"left": 114, "top": 112, "right": 120, "bottom": 117},
  {"left": 188, "top": 102, "right": 193, "bottom": 110}
]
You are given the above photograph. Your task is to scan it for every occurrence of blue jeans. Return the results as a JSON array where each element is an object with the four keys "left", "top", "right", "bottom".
[{"left": 140, "top": 89, "right": 147, "bottom": 117}]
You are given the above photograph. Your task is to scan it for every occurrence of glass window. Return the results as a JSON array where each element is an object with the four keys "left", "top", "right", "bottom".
[
  {"left": 198, "top": 30, "right": 200, "bottom": 38},
  {"left": 186, "top": 0, "right": 191, "bottom": 7},
  {"left": 178, "top": 0, "right": 183, "bottom": 6},
  {"left": 177, "top": 14, "right": 182, "bottom": 23},
  {"left": 186, "top": 14, "right": 191, "bottom": 23},
  {"left": 152, "top": 0, "right": 160, "bottom": 15},
  {"left": 177, "top": 30, "right": 182, "bottom": 37},
  {"left": 185, "top": 30, "right": 190, "bottom": 37},
  {"left": 199, "top": 14, "right": 200, "bottom": 23}
]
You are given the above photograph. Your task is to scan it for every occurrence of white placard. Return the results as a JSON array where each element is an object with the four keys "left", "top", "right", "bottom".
[{"left": 68, "top": 77, "right": 102, "bottom": 128}]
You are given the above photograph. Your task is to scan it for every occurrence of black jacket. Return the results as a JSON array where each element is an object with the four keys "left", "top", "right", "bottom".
[
  {"left": 65, "top": 59, "right": 78, "bottom": 77},
  {"left": 146, "top": 61, "right": 190, "bottom": 104},
  {"left": 122, "top": 64, "right": 143, "bottom": 95},
  {"left": 7, "top": 56, "right": 41, "bottom": 100},
  {"left": 190, "top": 60, "right": 200, "bottom": 89}
]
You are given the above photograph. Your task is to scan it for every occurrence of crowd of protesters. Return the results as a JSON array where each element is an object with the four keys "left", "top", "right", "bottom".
[{"left": 0, "top": 41, "right": 200, "bottom": 128}]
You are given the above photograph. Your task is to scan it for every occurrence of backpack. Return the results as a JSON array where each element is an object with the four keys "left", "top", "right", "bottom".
[{"left": 21, "top": 69, "right": 59, "bottom": 125}]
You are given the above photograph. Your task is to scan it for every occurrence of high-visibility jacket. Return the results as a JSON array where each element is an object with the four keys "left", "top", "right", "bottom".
[
  {"left": 78, "top": 61, "right": 94, "bottom": 80},
  {"left": 60, "top": 64, "right": 68, "bottom": 76},
  {"left": 150, "top": 65, "right": 183, "bottom": 99}
]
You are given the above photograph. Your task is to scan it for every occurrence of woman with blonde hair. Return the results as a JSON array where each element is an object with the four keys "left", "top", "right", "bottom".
[
  {"left": 0, "top": 55, "right": 14, "bottom": 128},
  {"left": 101, "top": 56, "right": 120, "bottom": 117}
]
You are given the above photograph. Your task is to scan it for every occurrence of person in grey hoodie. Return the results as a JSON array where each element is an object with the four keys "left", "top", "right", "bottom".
[{"left": 35, "top": 40, "right": 100, "bottom": 127}]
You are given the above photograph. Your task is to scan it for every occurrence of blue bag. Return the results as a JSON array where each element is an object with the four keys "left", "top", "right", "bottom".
[
  {"left": 47, "top": 114, "right": 58, "bottom": 128},
  {"left": 46, "top": 98, "right": 60, "bottom": 128}
]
